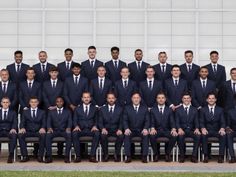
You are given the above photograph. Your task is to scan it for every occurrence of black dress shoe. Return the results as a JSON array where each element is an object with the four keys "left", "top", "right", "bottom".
[
  {"left": 114, "top": 154, "right": 120, "bottom": 162},
  {"left": 218, "top": 156, "right": 224, "bottom": 163},
  {"left": 74, "top": 157, "right": 81, "bottom": 163},
  {"left": 125, "top": 156, "right": 131, "bottom": 163},
  {"left": 142, "top": 156, "right": 148, "bottom": 163},
  {"left": 20, "top": 156, "right": 29, "bottom": 162},
  {"left": 102, "top": 155, "right": 109, "bottom": 162},
  {"left": 165, "top": 154, "right": 171, "bottom": 162},
  {"left": 229, "top": 157, "right": 236, "bottom": 163},
  {"left": 179, "top": 156, "right": 185, "bottom": 163},
  {"left": 45, "top": 157, "right": 52, "bottom": 163},
  {"left": 7, "top": 156, "right": 13, "bottom": 163},
  {"left": 37, "top": 156, "right": 44, "bottom": 163},
  {"left": 191, "top": 156, "right": 198, "bottom": 163},
  {"left": 89, "top": 156, "right": 98, "bottom": 163},
  {"left": 203, "top": 156, "right": 208, "bottom": 163},
  {"left": 153, "top": 155, "right": 159, "bottom": 162},
  {"left": 64, "top": 157, "right": 70, "bottom": 163}
]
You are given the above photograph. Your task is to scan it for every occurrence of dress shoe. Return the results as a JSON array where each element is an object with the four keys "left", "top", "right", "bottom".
[
  {"left": 37, "top": 156, "right": 44, "bottom": 163},
  {"left": 203, "top": 156, "right": 208, "bottom": 163},
  {"left": 74, "top": 157, "right": 81, "bottom": 163},
  {"left": 165, "top": 154, "right": 171, "bottom": 162},
  {"left": 7, "top": 156, "right": 13, "bottom": 163},
  {"left": 142, "top": 156, "right": 148, "bottom": 163},
  {"left": 114, "top": 154, "right": 120, "bottom": 162},
  {"left": 218, "top": 156, "right": 224, "bottom": 163},
  {"left": 191, "top": 156, "right": 198, "bottom": 163},
  {"left": 89, "top": 156, "right": 98, "bottom": 163},
  {"left": 102, "top": 155, "right": 109, "bottom": 162},
  {"left": 20, "top": 156, "right": 29, "bottom": 162},
  {"left": 153, "top": 155, "right": 159, "bottom": 162},
  {"left": 125, "top": 156, "right": 131, "bottom": 163},
  {"left": 64, "top": 157, "right": 70, "bottom": 163},
  {"left": 229, "top": 157, "right": 236, "bottom": 163},
  {"left": 179, "top": 156, "right": 185, "bottom": 163},
  {"left": 45, "top": 157, "right": 52, "bottom": 163}
]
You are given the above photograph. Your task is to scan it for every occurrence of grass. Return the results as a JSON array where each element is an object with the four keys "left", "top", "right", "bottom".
[{"left": 0, "top": 172, "right": 236, "bottom": 177}]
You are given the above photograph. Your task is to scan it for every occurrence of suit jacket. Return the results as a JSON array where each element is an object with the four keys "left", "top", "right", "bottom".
[
  {"left": 153, "top": 63, "right": 172, "bottom": 84},
  {"left": 114, "top": 79, "right": 137, "bottom": 106},
  {"left": 0, "top": 81, "right": 18, "bottom": 109},
  {"left": 139, "top": 79, "right": 163, "bottom": 107},
  {"left": 191, "top": 79, "right": 216, "bottom": 108},
  {"left": 222, "top": 80, "right": 236, "bottom": 111},
  {"left": 47, "top": 108, "right": 72, "bottom": 131},
  {"left": 89, "top": 78, "right": 112, "bottom": 107},
  {"left": 81, "top": 59, "right": 103, "bottom": 81},
  {"left": 57, "top": 61, "right": 79, "bottom": 81},
  {"left": 205, "top": 63, "right": 226, "bottom": 89},
  {"left": 123, "top": 104, "right": 150, "bottom": 131},
  {"left": 175, "top": 105, "right": 199, "bottom": 131},
  {"left": 199, "top": 106, "right": 225, "bottom": 131},
  {"left": 6, "top": 63, "right": 29, "bottom": 86},
  {"left": 128, "top": 61, "right": 149, "bottom": 86},
  {"left": 180, "top": 63, "right": 200, "bottom": 90},
  {"left": 42, "top": 80, "right": 64, "bottom": 108},
  {"left": 19, "top": 81, "right": 42, "bottom": 108},
  {"left": 33, "top": 62, "right": 55, "bottom": 83},
  {"left": 150, "top": 105, "right": 175, "bottom": 131},
  {"left": 227, "top": 108, "right": 236, "bottom": 131},
  {"left": 105, "top": 60, "right": 126, "bottom": 85},
  {"left": 164, "top": 78, "right": 188, "bottom": 106},
  {"left": 0, "top": 109, "right": 17, "bottom": 131},
  {"left": 98, "top": 104, "right": 123, "bottom": 132},
  {"left": 20, "top": 108, "right": 46, "bottom": 132},
  {"left": 63, "top": 75, "right": 88, "bottom": 106},
  {"left": 73, "top": 104, "right": 98, "bottom": 130}
]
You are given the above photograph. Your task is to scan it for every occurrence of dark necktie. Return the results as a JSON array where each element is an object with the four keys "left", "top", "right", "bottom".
[
  {"left": 185, "top": 107, "right": 188, "bottom": 115},
  {"left": 149, "top": 80, "right": 152, "bottom": 90},
  {"left": 75, "top": 76, "right": 78, "bottom": 85},
  {"left": 114, "top": 61, "right": 118, "bottom": 69},
  {"left": 2, "top": 83, "right": 6, "bottom": 93},
  {"left": 124, "top": 80, "right": 128, "bottom": 88},
  {"left": 17, "top": 64, "right": 20, "bottom": 72},
  {"left": 233, "top": 83, "right": 236, "bottom": 94},
  {"left": 32, "top": 110, "right": 36, "bottom": 118},
  {"left": 109, "top": 107, "right": 113, "bottom": 115},
  {"left": 210, "top": 107, "right": 214, "bottom": 119},
  {"left": 135, "top": 106, "right": 138, "bottom": 114},
  {"left": 28, "top": 82, "right": 32, "bottom": 89},
  {"left": 138, "top": 61, "right": 141, "bottom": 70},
  {"left": 175, "top": 80, "right": 178, "bottom": 87},
  {"left": 159, "top": 107, "right": 163, "bottom": 115},
  {"left": 99, "top": 78, "right": 103, "bottom": 90},
  {"left": 213, "top": 64, "right": 217, "bottom": 74},
  {"left": 85, "top": 106, "right": 88, "bottom": 116},
  {"left": 161, "top": 65, "right": 165, "bottom": 73},
  {"left": 91, "top": 61, "right": 94, "bottom": 68},
  {"left": 3, "top": 111, "right": 7, "bottom": 120},
  {"left": 58, "top": 109, "right": 62, "bottom": 115},
  {"left": 42, "top": 64, "right": 46, "bottom": 72},
  {"left": 202, "top": 80, "right": 206, "bottom": 90},
  {"left": 66, "top": 62, "right": 70, "bottom": 70},
  {"left": 52, "top": 81, "right": 56, "bottom": 88},
  {"left": 188, "top": 65, "right": 191, "bottom": 72}
]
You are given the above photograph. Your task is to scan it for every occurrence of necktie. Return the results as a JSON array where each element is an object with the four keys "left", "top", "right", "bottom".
[
  {"left": 28, "top": 82, "right": 32, "bottom": 89},
  {"left": 162, "top": 65, "right": 165, "bottom": 73},
  {"left": 175, "top": 80, "right": 178, "bottom": 87},
  {"left": 202, "top": 80, "right": 206, "bottom": 89},
  {"left": 85, "top": 106, "right": 88, "bottom": 116},
  {"left": 159, "top": 107, "right": 163, "bottom": 115},
  {"left": 149, "top": 80, "right": 152, "bottom": 90},
  {"left": 185, "top": 107, "right": 188, "bottom": 115},
  {"left": 135, "top": 106, "right": 138, "bottom": 114},
  {"left": 233, "top": 83, "right": 236, "bottom": 94},
  {"left": 99, "top": 79, "right": 103, "bottom": 90},
  {"left": 109, "top": 107, "right": 113, "bottom": 114},
  {"left": 52, "top": 81, "right": 56, "bottom": 88},
  {"left": 66, "top": 62, "right": 70, "bottom": 70},
  {"left": 210, "top": 107, "right": 214, "bottom": 119},
  {"left": 17, "top": 64, "right": 20, "bottom": 72},
  {"left": 213, "top": 64, "right": 217, "bottom": 73},
  {"left": 90, "top": 61, "right": 94, "bottom": 68},
  {"left": 124, "top": 80, "right": 127, "bottom": 88},
  {"left": 58, "top": 109, "right": 62, "bottom": 115},
  {"left": 138, "top": 61, "right": 141, "bottom": 70},
  {"left": 42, "top": 64, "right": 46, "bottom": 72},
  {"left": 32, "top": 110, "right": 36, "bottom": 118},
  {"left": 2, "top": 83, "right": 6, "bottom": 93},
  {"left": 75, "top": 76, "right": 78, "bottom": 85},
  {"left": 114, "top": 61, "right": 118, "bottom": 69},
  {"left": 188, "top": 65, "right": 191, "bottom": 72},
  {"left": 3, "top": 111, "right": 7, "bottom": 120}
]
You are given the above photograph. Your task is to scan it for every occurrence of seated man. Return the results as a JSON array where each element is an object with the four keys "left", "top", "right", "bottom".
[
  {"left": 200, "top": 92, "right": 226, "bottom": 163},
  {"left": 18, "top": 96, "right": 46, "bottom": 162},
  {"left": 45, "top": 97, "right": 72, "bottom": 163},
  {"left": 123, "top": 92, "right": 149, "bottom": 163},
  {"left": 150, "top": 92, "right": 178, "bottom": 162},
  {"left": 99, "top": 92, "right": 123, "bottom": 162},
  {"left": 176, "top": 92, "right": 201, "bottom": 163},
  {"left": 72, "top": 92, "right": 100, "bottom": 163},
  {"left": 0, "top": 97, "right": 17, "bottom": 163}
]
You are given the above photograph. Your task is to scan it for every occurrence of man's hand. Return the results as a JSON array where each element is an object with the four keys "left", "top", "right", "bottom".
[
  {"left": 219, "top": 128, "right": 226, "bottom": 136},
  {"left": 124, "top": 129, "right": 131, "bottom": 136},
  {"left": 23, "top": 107, "right": 28, "bottom": 111},
  {"left": 70, "top": 104, "right": 76, "bottom": 111},
  {"left": 91, "top": 126, "right": 98, "bottom": 132},
  {"left": 178, "top": 128, "right": 185, "bottom": 136},
  {"left": 150, "top": 128, "right": 157, "bottom": 135},
  {"left": 19, "top": 128, "right": 26, "bottom": 134},
  {"left": 73, "top": 126, "right": 81, "bottom": 132},
  {"left": 194, "top": 128, "right": 201, "bottom": 135},
  {"left": 39, "top": 128, "right": 46, "bottom": 134},
  {"left": 9, "top": 129, "right": 17, "bottom": 134},
  {"left": 116, "top": 129, "right": 123, "bottom": 136},
  {"left": 171, "top": 128, "right": 178, "bottom": 136},
  {"left": 201, "top": 128, "right": 208, "bottom": 135},
  {"left": 226, "top": 127, "right": 233, "bottom": 134},
  {"left": 102, "top": 128, "right": 108, "bottom": 135},
  {"left": 47, "top": 128, "right": 53, "bottom": 133},
  {"left": 66, "top": 128, "right": 71, "bottom": 133},
  {"left": 48, "top": 106, "right": 57, "bottom": 111},
  {"left": 142, "top": 129, "right": 149, "bottom": 136}
]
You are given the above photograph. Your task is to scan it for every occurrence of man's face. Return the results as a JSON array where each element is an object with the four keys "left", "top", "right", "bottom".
[
  {"left": 120, "top": 68, "right": 129, "bottom": 79},
  {"left": 97, "top": 67, "right": 106, "bottom": 77},
  {"left": 56, "top": 98, "right": 64, "bottom": 108},
  {"left": 131, "top": 94, "right": 141, "bottom": 105},
  {"left": 72, "top": 67, "right": 80, "bottom": 76},
  {"left": 207, "top": 95, "right": 217, "bottom": 106},
  {"left": 26, "top": 70, "right": 35, "bottom": 80},
  {"left": 158, "top": 53, "right": 167, "bottom": 63},
  {"left": 199, "top": 68, "right": 208, "bottom": 79},
  {"left": 135, "top": 51, "right": 143, "bottom": 61},
  {"left": 182, "top": 95, "right": 191, "bottom": 105},
  {"left": 39, "top": 52, "right": 47, "bottom": 63},
  {"left": 231, "top": 70, "right": 236, "bottom": 81},
  {"left": 64, "top": 51, "right": 73, "bottom": 61},
  {"left": 88, "top": 49, "right": 96, "bottom": 59},
  {"left": 171, "top": 67, "right": 181, "bottom": 78},
  {"left": 146, "top": 68, "right": 155, "bottom": 78},
  {"left": 111, "top": 50, "right": 119, "bottom": 60},
  {"left": 107, "top": 94, "right": 116, "bottom": 105},
  {"left": 49, "top": 71, "right": 58, "bottom": 80},
  {"left": 1, "top": 98, "right": 10, "bottom": 109},
  {"left": 14, "top": 53, "right": 22, "bottom": 64},
  {"left": 29, "top": 99, "right": 39, "bottom": 109},
  {"left": 185, "top": 53, "right": 193, "bottom": 63},
  {"left": 157, "top": 94, "right": 166, "bottom": 105},
  {"left": 1, "top": 71, "right": 9, "bottom": 82},
  {"left": 82, "top": 93, "right": 91, "bottom": 104},
  {"left": 210, "top": 53, "right": 219, "bottom": 64}
]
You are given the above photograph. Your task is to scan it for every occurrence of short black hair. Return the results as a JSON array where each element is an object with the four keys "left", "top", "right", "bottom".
[
  {"left": 135, "top": 49, "right": 143, "bottom": 53},
  {"left": 157, "top": 91, "right": 166, "bottom": 98},
  {"left": 171, "top": 64, "right": 180, "bottom": 71},
  {"left": 182, "top": 92, "right": 191, "bottom": 98},
  {"left": 199, "top": 66, "right": 208, "bottom": 71},
  {"left": 49, "top": 66, "right": 58, "bottom": 72},
  {"left": 71, "top": 63, "right": 81, "bottom": 69},
  {"left": 14, "top": 50, "right": 23, "bottom": 56},
  {"left": 121, "top": 66, "right": 129, "bottom": 72},
  {"left": 185, "top": 50, "right": 193, "bottom": 55},
  {"left": 88, "top": 46, "right": 96, "bottom": 50},
  {"left": 29, "top": 96, "right": 39, "bottom": 101},
  {"left": 210, "top": 50, "right": 219, "bottom": 56},
  {"left": 131, "top": 91, "right": 141, "bottom": 97},
  {"left": 106, "top": 91, "right": 117, "bottom": 98},
  {"left": 146, "top": 65, "right": 155, "bottom": 71},
  {"left": 230, "top": 67, "right": 236, "bottom": 74},
  {"left": 111, "top": 46, "right": 119, "bottom": 52},
  {"left": 64, "top": 48, "right": 73, "bottom": 54},
  {"left": 206, "top": 92, "right": 217, "bottom": 99},
  {"left": 26, "top": 67, "right": 35, "bottom": 72}
]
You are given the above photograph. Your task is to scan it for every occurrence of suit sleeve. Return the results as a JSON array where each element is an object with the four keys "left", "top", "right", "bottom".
[
  {"left": 199, "top": 109, "right": 205, "bottom": 129},
  {"left": 11, "top": 84, "right": 18, "bottom": 109},
  {"left": 41, "top": 111, "right": 46, "bottom": 129},
  {"left": 73, "top": 109, "right": 78, "bottom": 128},
  {"left": 47, "top": 112, "right": 52, "bottom": 129},
  {"left": 98, "top": 109, "right": 104, "bottom": 130},
  {"left": 11, "top": 111, "right": 18, "bottom": 130},
  {"left": 150, "top": 110, "right": 156, "bottom": 129},
  {"left": 123, "top": 108, "right": 129, "bottom": 130},
  {"left": 42, "top": 83, "right": 50, "bottom": 108},
  {"left": 118, "top": 109, "right": 123, "bottom": 131},
  {"left": 175, "top": 110, "right": 180, "bottom": 129},
  {"left": 169, "top": 111, "right": 176, "bottom": 129},
  {"left": 227, "top": 111, "right": 232, "bottom": 128},
  {"left": 220, "top": 110, "right": 226, "bottom": 129},
  {"left": 67, "top": 111, "right": 72, "bottom": 129},
  {"left": 144, "top": 109, "right": 150, "bottom": 130},
  {"left": 194, "top": 110, "right": 199, "bottom": 129},
  {"left": 19, "top": 84, "right": 27, "bottom": 108},
  {"left": 191, "top": 82, "right": 200, "bottom": 108},
  {"left": 63, "top": 80, "right": 72, "bottom": 106},
  {"left": 20, "top": 111, "right": 26, "bottom": 129}
]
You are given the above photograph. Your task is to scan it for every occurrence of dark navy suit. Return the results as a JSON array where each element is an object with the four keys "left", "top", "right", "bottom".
[
  {"left": 33, "top": 62, "right": 54, "bottom": 84},
  {"left": 222, "top": 80, "right": 236, "bottom": 111},
  {"left": 81, "top": 59, "right": 103, "bottom": 82},
  {"left": 57, "top": 61, "right": 79, "bottom": 81},
  {"left": 153, "top": 63, "right": 172, "bottom": 84},
  {"left": 226, "top": 108, "right": 236, "bottom": 158}
]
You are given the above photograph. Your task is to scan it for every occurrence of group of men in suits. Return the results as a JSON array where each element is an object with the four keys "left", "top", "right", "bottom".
[{"left": 0, "top": 46, "right": 236, "bottom": 164}]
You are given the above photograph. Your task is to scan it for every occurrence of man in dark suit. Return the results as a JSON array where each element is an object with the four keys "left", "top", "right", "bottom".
[
  {"left": 18, "top": 97, "right": 46, "bottom": 162},
  {"left": 165, "top": 65, "right": 188, "bottom": 111},
  {"left": 89, "top": 66, "right": 112, "bottom": 107},
  {"left": 191, "top": 66, "right": 216, "bottom": 110},
  {"left": 114, "top": 67, "right": 137, "bottom": 107},
  {"left": 0, "top": 69, "right": 18, "bottom": 110},
  {"left": 139, "top": 66, "right": 163, "bottom": 108},
  {"left": 180, "top": 50, "right": 200, "bottom": 90},
  {"left": 0, "top": 97, "right": 17, "bottom": 163},
  {"left": 6, "top": 50, "right": 29, "bottom": 87},
  {"left": 81, "top": 46, "right": 103, "bottom": 82},
  {"left": 57, "top": 48, "right": 79, "bottom": 81},
  {"left": 153, "top": 51, "right": 172, "bottom": 85},
  {"left": 64, "top": 63, "right": 88, "bottom": 112},
  {"left": 45, "top": 97, "right": 72, "bottom": 163},
  {"left": 200, "top": 92, "right": 226, "bottom": 163},
  {"left": 123, "top": 92, "right": 150, "bottom": 163},
  {"left": 150, "top": 92, "right": 178, "bottom": 162},
  {"left": 176, "top": 92, "right": 201, "bottom": 163},
  {"left": 42, "top": 66, "right": 64, "bottom": 111},
  {"left": 128, "top": 49, "right": 149, "bottom": 86},
  {"left": 19, "top": 67, "right": 42, "bottom": 112},
  {"left": 226, "top": 96, "right": 236, "bottom": 163},
  {"left": 99, "top": 92, "right": 123, "bottom": 162},
  {"left": 105, "top": 46, "right": 126, "bottom": 85},
  {"left": 72, "top": 92, "right": 100, "bottom": 163},
  {"left": 222, "top": 68, "right": 236, "bottom": 112},
  {"left": 33, "top": 51, "right": 54, "bottom": 84}
]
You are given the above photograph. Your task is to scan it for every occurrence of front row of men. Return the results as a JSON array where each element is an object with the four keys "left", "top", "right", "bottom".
[{"left": 1, "top": 91, "right": 236, "bottom": 164}]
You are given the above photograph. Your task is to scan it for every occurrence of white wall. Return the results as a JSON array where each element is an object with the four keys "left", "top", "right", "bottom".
[{"left": 0, "top": 0, "right": 236, "bottom": 77}]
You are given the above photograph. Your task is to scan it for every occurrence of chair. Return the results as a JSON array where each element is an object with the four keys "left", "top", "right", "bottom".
[{"left": 0, "top": 137, "right": 17, "bottom": 162}]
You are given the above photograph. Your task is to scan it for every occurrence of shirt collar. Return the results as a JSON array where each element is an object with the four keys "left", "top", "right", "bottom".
[
  {"left": 98, "top": 76, "right": 105, "bottom": 80},
  {"left": 83, "top": 103, "right": 91, "bottom": 108},
  {"left": 15, "top": 62, "right": 22, "bottom": 66},
  {"left": 2, "top": 80, "right": 9, "bottom": 85},
  {"left": 2, "top": 108, "right": 9, "bottom": 112},
  {"left": 51, "top": 78, "right": 58, "bottom": 83},
  {"left": 186, "top": 62, "right": 193, "bottom": 66},
  {"left": 172, "top": 77, "right": 180, "bottom": 81},
  {"left": 211, "top": 63, "right": 218, "bottom": 67},
  {"left": 31, "top": 107, "right": 38, "bottom": 111},
  {"left": 160, "top": 63, "right": 166, "bottom": 67},
  {"left": 27, "top": 79, "right": 34, "bottom": 84},
  {"left": 183, "top": 104, "right": 191, "bottom": 109},
  {"left": 147, "top": 78, "right": 154, "bottom": 82},
  {"left": 57, "top": 107, "right": 63, "bottom": 111},
  {"left": 89, "top": 58, "right": 96, "bottom": 63},
  {"left": 208, "top": 104, "right": 216, "bottom": 110},
  {"left": 112, "top": 59, "right": 119, "bottom": 63},
  {"left": 136, "top": 60, "right": 142, "bottom": 64},
  {"left": 41, "top": 61, "right": 47, "bottom": 66},
  {"left": 231, "top": 79, "right": 236, "bottom": 84},
  {"left": 158, "top": 105, "right": 165, "bottom": 109},
  {"left": 133, "top": 104, "right": 140, "bottom": 109},
  {"left": 65, "top": 60, "right": 72, "bottom": 64},
  {"left": 122, "top": 78, "right": 129, "bottom": 82},
  {"left": 108, "top": 104, "right": 115, "bottom": 109},
  {"left": 73, "top": 74, "right": 80, "bottom": 79}
]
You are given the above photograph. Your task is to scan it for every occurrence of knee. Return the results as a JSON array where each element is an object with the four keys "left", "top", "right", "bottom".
[
  {"left": 94, "top": 131, "right": 100, "bottom": 137},
  {"left": 100, "top": 134, "right": 107, "bottom": 140},
  {"left": 18, "top": 133, "right": 25, "bottom": 139},
  {"left": 72, "top": 131, "right": 78, "bottom": 138}
]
